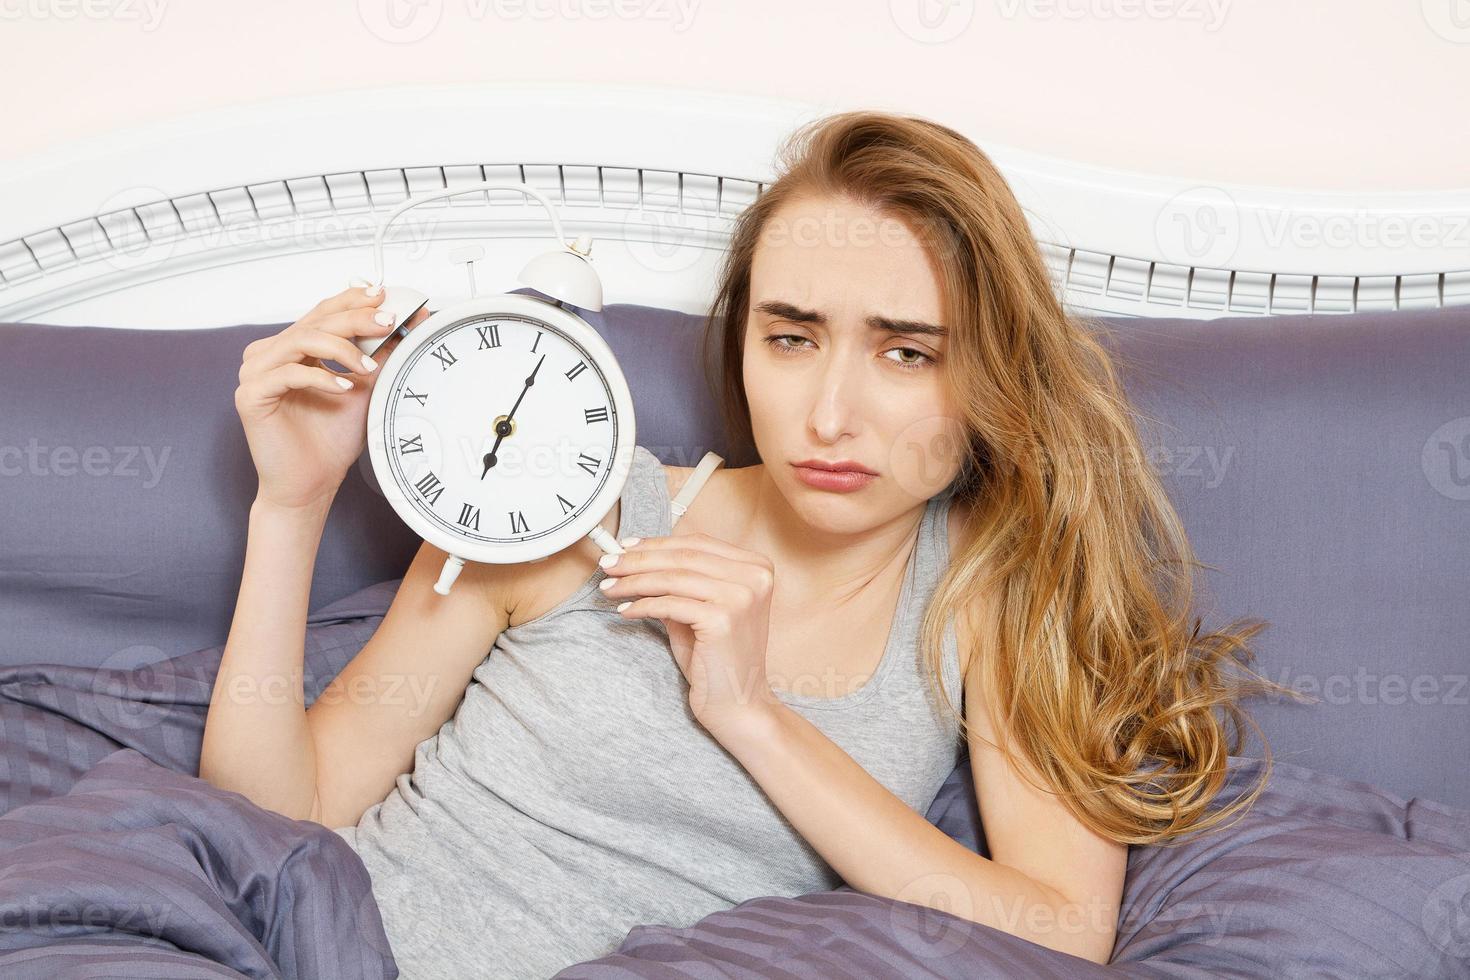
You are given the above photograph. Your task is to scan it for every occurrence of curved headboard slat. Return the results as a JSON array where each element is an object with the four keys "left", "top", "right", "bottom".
[{"left": 3, "top": 84, "right": 1465, "bottom": 325}]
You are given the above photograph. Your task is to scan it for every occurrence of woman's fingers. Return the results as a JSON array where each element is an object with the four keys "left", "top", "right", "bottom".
[
  {"left": 605, "top": 539, "right": 774, "bottom": 593},
  {"left": 242, "top": 327, "right": 379, "bottom": 381},
  {"left": 314, "top": 305, "right": 401, "bottom": 342},
  {"left": 624, "top": 532, "right": 772, "bottom": 569},
  {"left": 599, "top": 569, "right": 743, "bottom": 606},
  {"left": 238, "top": 362, "right": 355, "bottom": 409},
  {"left": 306, "top": 281, "right": 386, "bottom": 320}
]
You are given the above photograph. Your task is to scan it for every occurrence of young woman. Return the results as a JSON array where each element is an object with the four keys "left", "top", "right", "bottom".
[{"left": 201, "top": 110, "right": 1284, "bottom": 976}]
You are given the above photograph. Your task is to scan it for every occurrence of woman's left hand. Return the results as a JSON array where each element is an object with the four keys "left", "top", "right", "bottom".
[{"left": 598, "top": 532, "right": 781, "bottom": 736}]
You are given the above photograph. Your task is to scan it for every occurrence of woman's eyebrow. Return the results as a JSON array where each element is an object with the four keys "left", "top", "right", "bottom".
[{"left": 753, "top": 299, "right": 947, "bottom": 338}]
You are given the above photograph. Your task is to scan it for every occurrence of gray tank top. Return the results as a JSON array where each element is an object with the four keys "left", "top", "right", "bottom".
[{"left": 335, "top": 444, "right": 965, "bottom": 979}]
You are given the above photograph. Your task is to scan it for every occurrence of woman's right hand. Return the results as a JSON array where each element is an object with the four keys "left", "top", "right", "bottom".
[{"left": 235, "top": 282, "right": 429, "bottom": 511}]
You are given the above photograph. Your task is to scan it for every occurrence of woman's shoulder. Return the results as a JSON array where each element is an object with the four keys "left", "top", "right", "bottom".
[
  {"left": 502, "top": 450, "right": 722, "bottom": 626},
  {"left": 662, "top": 461, "right": 696, "bottom": 502},
  {"left": 658, "top": 449, "right": 758, "bottom": 540}
]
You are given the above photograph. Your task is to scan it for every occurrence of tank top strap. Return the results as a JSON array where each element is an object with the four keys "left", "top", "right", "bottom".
[
  {"left": 614, "top": 446, "right": 724, "bottom": 542},
  {"left": 669, "top": 451, "right": 724, "bottom": 528}
]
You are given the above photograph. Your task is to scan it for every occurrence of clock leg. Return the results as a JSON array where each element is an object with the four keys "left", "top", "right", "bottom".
[
  {"left": 433, "top": 554, "right": 468, "bottom": 596},
  {"left": 587, "top": 525, "right": 626, "bottom": 556}
]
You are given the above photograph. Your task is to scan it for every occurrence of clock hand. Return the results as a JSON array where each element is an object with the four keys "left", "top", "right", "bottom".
[
  {"left": 480, "top": 353, "right": 546, "bottom": 479},
  {"left": 504, "top": 353, "right": 544, "bottom": 423}
]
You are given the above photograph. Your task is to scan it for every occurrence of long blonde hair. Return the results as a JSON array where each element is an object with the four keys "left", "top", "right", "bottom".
[{"left": 701, "top": 110, "right": 1308, "bottom": 846}]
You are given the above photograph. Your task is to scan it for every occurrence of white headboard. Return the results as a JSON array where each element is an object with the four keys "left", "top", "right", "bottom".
[{"left": 2, "top": 82, "right": 1467, "bottom": 328}]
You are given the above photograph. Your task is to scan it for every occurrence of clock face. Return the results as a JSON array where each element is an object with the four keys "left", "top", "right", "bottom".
[{"left": 376, "top": 308, "right": 626, "bottom": 553}]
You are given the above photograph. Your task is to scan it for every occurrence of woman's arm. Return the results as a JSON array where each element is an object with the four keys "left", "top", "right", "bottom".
[
  {"left": 203, "top": 283, "right": 536, "bottom": 828},
  {"left": 712, "top": 686, "right": 1126, "bottom": 964},
  {"left": 598, "top": 528, "right": 1126, "bottom": 963},
  {"left": 199, "top": 494, "right": 337, "bottom": 820},
  {"left": 199, "top": 501, "right": 522, "bottom": 828}
]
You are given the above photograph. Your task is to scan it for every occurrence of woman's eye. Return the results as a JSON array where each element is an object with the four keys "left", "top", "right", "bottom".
[
  {"left": 765, "top": 334, "right": 811, "bottom": 352},
  {"left": 765, "top": 334, "right": 934, "bottom": 370},
  {"left": 883, "top": 346, "right": 934, "bottom": 370}
]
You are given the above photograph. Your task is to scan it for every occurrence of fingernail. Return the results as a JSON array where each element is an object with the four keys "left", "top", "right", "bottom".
[
  {"left": 616, "top": 601, "right": 631, "bottom": 612},
  {"left": 374, "top": 311, "right": 395, "bottom": 327},
  {"left": 365, "top": 284, "right": 382, "bottom": 297},
  {"left": 598, "top": 577, "right": 615, "bottom": 590},
  {"left": 620, "top": 537, "right": 640, "bottom": 547},
  {"left": 361, "top": 354, "right": 377, "bottom": 372},
  {"left": 598, "top": 553, "right": 618, "bottom": 568},
  {"left": 335, "top": 376, "right": 353, "bottom": 390}
]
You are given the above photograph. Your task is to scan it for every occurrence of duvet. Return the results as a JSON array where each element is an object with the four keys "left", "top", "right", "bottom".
[{"left": 0, "top": 579, "right": 1466, "bottom": 978}]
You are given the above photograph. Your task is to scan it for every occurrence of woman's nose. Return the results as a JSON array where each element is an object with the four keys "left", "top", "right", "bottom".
[{"left": 806, "top": 359, "right": 864, "bottom": 441}]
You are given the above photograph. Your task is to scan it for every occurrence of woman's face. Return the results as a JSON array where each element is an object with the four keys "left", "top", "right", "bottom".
[{"left": 743, "top": 193, "right": 966, "bottom": 531}]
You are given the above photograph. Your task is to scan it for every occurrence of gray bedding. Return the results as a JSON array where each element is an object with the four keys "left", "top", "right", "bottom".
[{"left": 1, "top": 579, "right": 1466, "bottom": 978}]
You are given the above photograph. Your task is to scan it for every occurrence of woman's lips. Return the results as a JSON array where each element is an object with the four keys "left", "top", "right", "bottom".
[{"left": 791, "top": 465, "right": 877, "bottom": 492}]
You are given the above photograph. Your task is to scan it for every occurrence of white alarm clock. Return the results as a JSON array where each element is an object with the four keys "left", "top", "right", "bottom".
[{"left": 351, "top": 181, "right": 636, "bottom": 595}]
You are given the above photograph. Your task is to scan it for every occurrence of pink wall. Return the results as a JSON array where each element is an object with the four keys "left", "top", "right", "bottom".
[{"left": 2, "top": 0, "right": 1465, "bottom": 191}]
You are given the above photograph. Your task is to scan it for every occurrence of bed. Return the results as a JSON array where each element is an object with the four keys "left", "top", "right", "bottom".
[{"left": 1, "top": 82, "right": 1467, "bottom": 978}]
